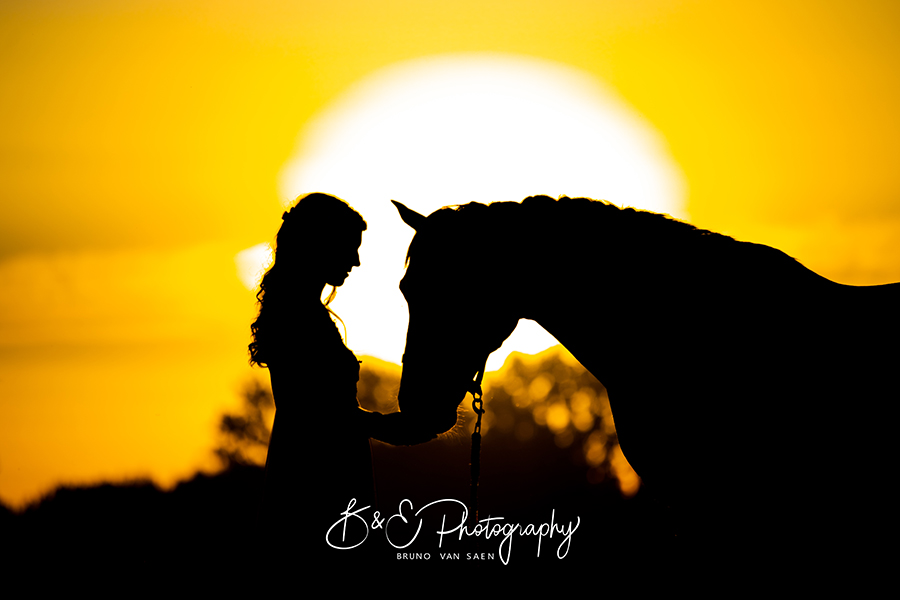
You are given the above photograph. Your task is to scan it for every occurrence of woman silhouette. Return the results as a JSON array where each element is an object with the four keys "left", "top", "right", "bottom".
[{"left": 250, "top": 192, "right": 381, "bottom": 553}]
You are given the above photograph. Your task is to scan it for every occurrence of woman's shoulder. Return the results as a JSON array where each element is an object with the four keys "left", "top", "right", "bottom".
[{"left": 269, "top": 304, "right": 356, "bottom": 362}]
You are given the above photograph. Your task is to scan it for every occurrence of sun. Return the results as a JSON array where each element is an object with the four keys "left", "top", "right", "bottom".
[{"left": 257, "top": 53, "right": 685, "bottom": 370}]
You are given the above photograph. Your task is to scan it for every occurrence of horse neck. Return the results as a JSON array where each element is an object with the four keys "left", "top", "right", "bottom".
[
  {"left": 506, "top": 204, "right": 713, "bottom": 387},
  {"left": 508, "top": 230, "right": 647, "bottom": 386}
]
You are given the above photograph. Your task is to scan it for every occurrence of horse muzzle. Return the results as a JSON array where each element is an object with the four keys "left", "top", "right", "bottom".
[{"left": 370, "top": 409, "right": 457, "bottom": 446}]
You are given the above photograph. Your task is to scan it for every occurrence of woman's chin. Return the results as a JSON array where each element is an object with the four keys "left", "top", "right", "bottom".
[{"left": 326, "top": 273, "right": 349, "bottom": 287}]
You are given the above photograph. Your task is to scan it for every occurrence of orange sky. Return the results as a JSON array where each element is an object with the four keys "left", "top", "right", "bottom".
[{"left": 1, "top": 0, "right": 899, "bottom": 508}]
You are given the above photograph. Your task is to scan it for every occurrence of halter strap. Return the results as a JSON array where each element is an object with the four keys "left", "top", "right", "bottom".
[{"left": 468, "top": 358, "right": 487, "bottom": 525}]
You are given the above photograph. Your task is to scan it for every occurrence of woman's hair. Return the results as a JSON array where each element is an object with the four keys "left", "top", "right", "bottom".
[{"left": 249, "top": 192, "right": 367, "bottom": 367}]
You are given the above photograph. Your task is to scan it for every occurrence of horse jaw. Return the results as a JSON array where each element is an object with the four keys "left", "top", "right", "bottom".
[{"left": 394, "top": 371, "right": 471, "bottom": 443}]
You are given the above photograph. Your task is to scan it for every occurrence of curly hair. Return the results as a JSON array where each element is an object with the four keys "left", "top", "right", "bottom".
[{"left": 249, "top": 193, "right": 367, "bottom": 367}]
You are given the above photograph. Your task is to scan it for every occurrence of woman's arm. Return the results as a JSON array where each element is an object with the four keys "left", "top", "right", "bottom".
[{"left": 353, "top": 407, "right": 437, "bottom": 446}]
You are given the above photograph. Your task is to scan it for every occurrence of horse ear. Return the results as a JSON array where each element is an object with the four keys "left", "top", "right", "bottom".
[{"left": 392, "top": 200, "right": 427, "bottom": 231}]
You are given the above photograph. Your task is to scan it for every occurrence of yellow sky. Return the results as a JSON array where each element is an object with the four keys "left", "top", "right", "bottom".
[{"left": 1, "top": 0, "right": 899, "bottom": 508}]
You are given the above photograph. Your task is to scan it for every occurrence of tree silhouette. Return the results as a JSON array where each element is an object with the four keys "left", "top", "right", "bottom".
[
  {"left": 481, "top": 348, "right": 640, "bottom": 496},
  {"left": 214, "top": 379, "right": 274, "bottom": 469}
]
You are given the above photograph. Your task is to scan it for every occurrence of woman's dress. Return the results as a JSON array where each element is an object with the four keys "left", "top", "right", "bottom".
[{"left": 260, "top": 302, "right": 376, "bottom": 552}]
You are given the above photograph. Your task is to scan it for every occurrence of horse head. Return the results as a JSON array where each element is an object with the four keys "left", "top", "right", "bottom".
[{"left": 392, "top": 200, "right": 519, "bottom": 442}]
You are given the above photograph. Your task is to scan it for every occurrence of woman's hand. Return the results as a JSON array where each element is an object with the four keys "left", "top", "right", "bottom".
[{"left": 354, "top": 407, "right": 436, "bottom": 446}]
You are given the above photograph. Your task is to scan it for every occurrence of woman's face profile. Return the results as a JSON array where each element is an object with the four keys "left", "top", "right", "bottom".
[{"left": 323, "top": 229, "right": 363, "bottom": 287}]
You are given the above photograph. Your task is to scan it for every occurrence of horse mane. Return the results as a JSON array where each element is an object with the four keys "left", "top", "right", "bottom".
[
  {"left": 403, "top": 194, "right": 821, "bottom": 296},
  {"left": 406, "top": 194, "right": 740, "bottom": 266}
]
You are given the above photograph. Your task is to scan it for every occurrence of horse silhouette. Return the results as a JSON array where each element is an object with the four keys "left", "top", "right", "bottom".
[{"left": 389, "top": 194, "right": 898, "bottom": 564}]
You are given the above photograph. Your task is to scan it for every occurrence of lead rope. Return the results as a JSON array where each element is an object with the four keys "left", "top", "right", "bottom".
[{"left": 468, "top": 365, "right": 486, "bottom": 526}]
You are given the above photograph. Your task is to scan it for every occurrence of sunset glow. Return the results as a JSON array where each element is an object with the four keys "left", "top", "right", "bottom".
[
  {"left": 1, "top": 0, "right": 899, "bottom": 514},
  {"left": 275, "top": 53, "right": 685, "bottom": 369}
]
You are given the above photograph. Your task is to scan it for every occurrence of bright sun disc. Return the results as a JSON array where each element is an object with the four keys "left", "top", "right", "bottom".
[{"left": 272, "top": 53, "right": 686, "bottom": 369}]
